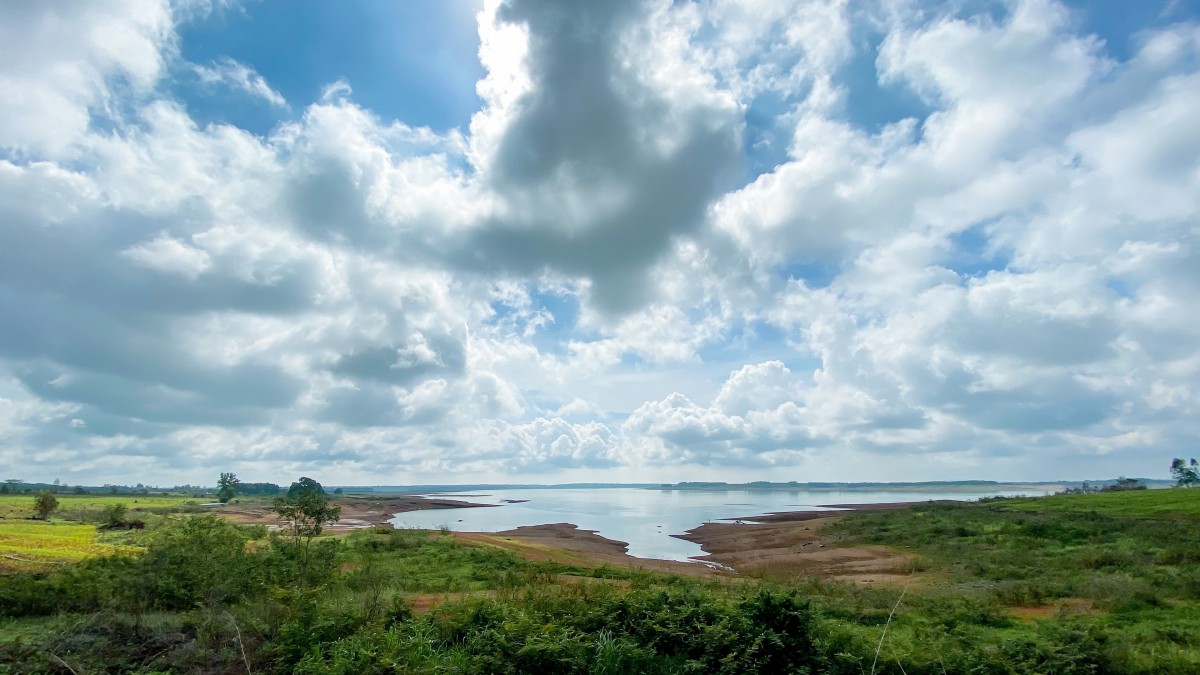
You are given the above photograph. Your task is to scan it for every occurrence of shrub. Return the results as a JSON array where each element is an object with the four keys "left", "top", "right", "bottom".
[
  {"left": 99, "top": 503, "right": 128, "bottom": 529},
  {"left": 33, "top": 490, "right": 58, "bottom": 519},
  {"left": 140, "top": 515, "right": 264, "bottom": 609}
]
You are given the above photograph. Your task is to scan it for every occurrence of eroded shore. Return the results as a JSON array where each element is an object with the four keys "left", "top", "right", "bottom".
[
  {"left": 217, "top": 496, "right": 919, "bottom": 584},
  {"left": 456, "top": 503, "right": 924, "bottom": 585},
  {"left": 455, "top": 524, "right": 721, "bottom": 577},
  {"left": 676, "top": 503, "right": 919, "bottom": 585}
]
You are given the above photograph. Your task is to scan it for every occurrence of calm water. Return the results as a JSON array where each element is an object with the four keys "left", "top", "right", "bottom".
[{"left": 390, "top": 487, "right": 1053, "bottom": 562}]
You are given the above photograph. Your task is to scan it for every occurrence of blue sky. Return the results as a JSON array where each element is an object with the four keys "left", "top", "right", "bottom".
[
  {"left": 177, "top": 2, "right": 485, "bottom": 134},
  {"left": 1, "top": 0, "right": 1199, "bottom": 486}
]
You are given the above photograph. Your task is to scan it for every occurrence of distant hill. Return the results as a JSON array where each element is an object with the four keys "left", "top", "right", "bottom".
[{"left": 342, "top": 483, "right": 660, "bottom": 494}]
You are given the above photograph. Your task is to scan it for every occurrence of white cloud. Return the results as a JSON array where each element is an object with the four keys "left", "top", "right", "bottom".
[
  {"left": 190, "top": 57, "right": 288, "bottom": 108},
  {"left": 0, "top": 0, "right": 174, "bottom": 156},
  {"left": 1, "top": 0, "right": 1199, "bottom": 484},
  {"left": 122, "top": 234, "right": 213, "bottom": 279}
]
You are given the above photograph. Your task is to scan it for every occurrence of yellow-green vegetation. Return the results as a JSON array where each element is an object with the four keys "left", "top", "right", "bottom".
[
  {"left": 1, "top": 487, "right": 1198, "bottom": 673},
  {"left": 0, "top": 493, "right": 199, "bottom": 520},
  {"left": 0, "top": 522, "right": 140, "bottom": 572}
]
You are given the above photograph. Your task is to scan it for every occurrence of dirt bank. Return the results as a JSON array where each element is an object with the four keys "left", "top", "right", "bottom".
[
  {"left": 678, "top": 505, "right": 920, "bottom": 585},
  {"left": 732, "top": 501, "right": 953, "bottom": 523},
  {"left": 215, "top": 494, "right": 491, "bottom": 534},
  {"left": 449, "top": 504, "right": 922, "bottom": 586},
  {"left": 455, "top": 523, "right": 726, "bottom": 577}
]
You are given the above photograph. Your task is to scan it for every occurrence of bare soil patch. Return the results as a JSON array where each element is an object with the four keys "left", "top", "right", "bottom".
[
  {"left": 1010, "top": 599, "right": 1100, "bottom": 622},
  {"left": 456, "top": 524, "right": 726, "bottom": 578},
  {"left": 679, "top": 511, "right": 918, "bottom": 586},
  {"left": 406, "top": 591, "right": 477, "bottom": 615}
]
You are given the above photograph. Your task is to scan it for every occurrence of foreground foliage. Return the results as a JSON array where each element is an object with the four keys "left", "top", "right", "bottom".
[
  {"left": 825, "top": 489, "right": 1200, "bottom": 672},
  {"left": 1, "top": 489, "right": 1198, "bottom": 673}
]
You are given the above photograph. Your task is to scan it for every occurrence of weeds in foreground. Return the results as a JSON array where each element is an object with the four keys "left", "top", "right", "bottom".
[{"left": 2, "top": 490, "right": 1199, "bottom": 673}]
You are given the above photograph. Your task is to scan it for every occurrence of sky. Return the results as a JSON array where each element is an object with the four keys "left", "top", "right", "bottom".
[{"left": 1, "top": 0, "right": 1199, "bottom": 487}]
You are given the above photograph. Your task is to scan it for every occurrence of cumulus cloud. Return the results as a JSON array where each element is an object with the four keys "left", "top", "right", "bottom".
[
  {"left": 122, "top": 234, "right": 214, "bottom": 279},
  {"left": 0, "top": 0, "right": 173, "bottom": 156},
  {"left": 462, "top": 0, "right": 743, "bottom": 313},
  {"left": 0, "top": 0, "right": 1198, "bottom": 484}
]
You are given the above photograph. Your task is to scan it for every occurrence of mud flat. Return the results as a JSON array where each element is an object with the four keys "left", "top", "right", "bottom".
[
  {"left": 677, "top": 504, "right": 920, "bottom": 585},
  {"left": 455, "top": 523, "right": 725, "bottom": 577}
]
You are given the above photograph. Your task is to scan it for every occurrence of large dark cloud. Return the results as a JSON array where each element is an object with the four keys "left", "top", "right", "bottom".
[{"left": 456, "top": 0, "right": 743, "bottom": 313}]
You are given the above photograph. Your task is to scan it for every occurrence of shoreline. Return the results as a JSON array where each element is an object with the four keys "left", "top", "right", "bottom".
[
  {"left": 725, "top": 500, "right": 956, "bottom": 523},
  {"left": 216, "top": 497, "right": 923, "bottom": 585},
  {"left": 455, "top": 523, "right": 723, "bottom": 577},
  {"left": 456, "top": 502, "right": 927, "bottom": 584},
  {"left": 674, "top": 502, "right": 918, "bottom": 583}
]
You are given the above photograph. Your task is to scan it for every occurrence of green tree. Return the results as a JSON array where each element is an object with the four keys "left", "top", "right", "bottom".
[
  {"left": 100, "top": 503, "right": 128, "bottom": 528},
  {"left": 33, "top": 490, "right": 58, "bottom": 519},
  {"left": 216, "top": 472, "right": 240, "bottom": 503},
  {"left": 1102, "top": 477, "right": 1146, "bottom": 492},
  {"left": 1171, "top": 458, "right": 1199, "bottom": 487},
  {"left": 274, "top": 477, "right": 340, "bottom": 574}
]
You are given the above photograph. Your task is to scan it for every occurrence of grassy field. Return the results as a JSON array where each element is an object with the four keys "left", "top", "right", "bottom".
[
  {"left": 0, "top": 493, "right": 202, "bottom": 520},
  {"left": 0, "top": 493, "right": 206, "bottom": 572},
  {"left": 0, "top": 522, "right": 141, "bottom": 572},
  {"left": 997, "top": 486, "right": 1200, "bottom": 517},
  {"left": 824, "top": 488, "right": 1200, "bottom": 672}
]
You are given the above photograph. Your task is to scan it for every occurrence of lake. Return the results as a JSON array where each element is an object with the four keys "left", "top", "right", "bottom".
[{"left": 390, "top": 486, "right": 1055, "bottom": 562}]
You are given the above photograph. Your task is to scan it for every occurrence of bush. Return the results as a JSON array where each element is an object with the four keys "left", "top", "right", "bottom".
[
  {"left": 33, "top": 490, "right": 58, "bottom": 519},
  {"left": 99, "top": 503, "right": 128, "bottom": 529},
  {"left": 141, "top": 515, "right": 264, "bottom": 609},
  {"left": 0, "top": 555, "right": 142, "bottom": 617}
]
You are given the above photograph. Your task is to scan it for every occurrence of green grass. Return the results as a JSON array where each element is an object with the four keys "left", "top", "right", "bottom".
[
  {"left": 0, "top": 493, "right": 200, "bottom": 520},
  {"left": 340, "top": 528, "right": 597, "bottom": 594},
  {"left": 997, "top": 487, "right": 1200, "bottom": 518},
  {"left": 0, "top": 522, "right": 141, "bottom": 571},
  {"left": 820, "top": 488, "right": 1200, "bottom": 671}
]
